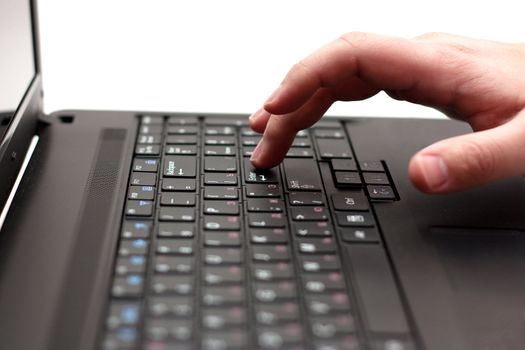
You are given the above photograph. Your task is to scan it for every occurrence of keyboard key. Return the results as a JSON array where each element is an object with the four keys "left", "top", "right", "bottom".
[
  {"left": 128, "top": 186, "right": 155, "bottom": 200},
  {"left": 314, "top": 129, "right": 345, "bottom": 139},
  {"left": 246, "top": 184, "right": 281, "bottom": 198},
  {"left": 204, "top": 173, "right": 238, "bottom": 185},
  {"left": 363, "top": 172, "right": 390, "bottom": 185},
  {"left": 253, "top": 263, "right": 293, "bottom": 281},
  {"left": 121, "top": 221, "right": 151, "bottom": 239},
  {"left": 331, "top": 158, "right": 357, "bottom": 171},
  {"left": 253, "top": 281, "right": 297, "bottom": 303},
  {"left": 157, "top": 223, "right": 195, "bottom": 238},
  {"left": 316, "top": 139, "right": 352, "bottom": 159},
  {"left": 202, "top": 307, "right": 246, "bottom": 329},
  {"left": 159, "top": 207, "right": 195, "bottom": 221},
  {"left": 166, "top": 135, "right": 197, "bottom": 145},
  {"left": 130, "top": 172, "right": 157, "bottom": 186},
  {"left": 112, "top": 275, "right": 144, "bottom": 297},
  {"left": 148, "top": 296, "right": 193, "bottom": 317},
  {"left": 133, "top": 158, "right": 159, "bottom": 172},
  {"left": 118, "top": 239, "right": 149, "bottom": 256},
  {"left": 204, "top": 200, "right": 240, "bottom": 215},
  {"left": 257, "top": 323, "right": 303, "bottom": 348},
  {"left": 204, "top": 248, "right": 242, "bottom": 265},
  {"left": 167, "top": 125, "right": 198, "bottom": 135},
  {"left": 165, "top": 145, "right": 197, "bottom": 155},
  {"left": 202, "top": 330, "right": 247, "bottom": 350},
  {"left": 145, "top": 319, "right": 192, "bottom": 341},
  {"left": 310, "top": 315, "right": 355, "bottom": 339},
  {"left": 331, "top": 191, "right": 369, "bottom": 211},
  {"left": 244, "top": 160, "right": 279, "bottom": 183},
  {"left": 291, "top": 207, "right": 329, "bottom": 221},
  {"left": 367, "top": 185, "right": 396, "bottom": 200},
  {"left": 141, "top": 115, "right": 164, "bottom": 125},
  {"left": 125, "top": 200, "right": 153, "bottom": 217},
  {"left": 297, "top": 237, "right": 336, "bottom": 254},
  {"left": 203, "top": 266, "right": 243, "bottom": 285},
  {"left": 204, "top": 157, "right": 237, "bottom": 172},
  {"left": 251, "top": 229, "right": 289, "bottom": 244},
  {"left": 163, "top": 156, "right": 197, "bottom": 177},
  {"left": 156, "top": 239, "right": 194, "bottom": 255},
  {"left": 299, "top": 255, "right": 340, "bottom": 272},
  {"left": 154, "top": 256, "right": 194, "bottom": 274},
  {"left": 204, "top": 216, "right": 241, "bottom": 230},
  {"left": 204, "top": 232, "right": 241, "bottom": 247},
  {"left": 151, "top": 275, "right": 194, "bottom": 295},
  {"left": 289, "top": 192, "right": 324, "bottom": 206},
  {"left": 204, "top": 187, "right": 238, "bottom": 200},
  {"left": 283, "top": 158, "right": 323, "bottom": 191},
  {"left": 336, "top": 212, "right": 375, "bottom": 227},
  {"left": 255, "top": 302, "right": 299, "bottom": 324},
  {"left": 140, "top": 125, "right": 162, "bottom": 134},
  {"left": 334, "top": 171, "right": 362, "bottom": 187},
  {"left": 137, "top": 134, "right": 161, "bottom": 144},
  {"left": 341, "top": 227, "right": 380, "bottom": 243},
  {"left": 359, "top": 161, "right": 385, "bottom": 172},
  {"left": 106, "top": 301, "right": 141, "bottom": 329},
  {"left": 161, "top": 192, "right": 196, "bottom": 206},
  {"left": 249, "top": 213, "right": 286, "bottom": 228},
  {"left": 135, "top": 144, "right": 160, "bottom": 155},
  {"left": 162, "top": 178, "right": 196, "bottom": 191},
  {"left": 247, "top": 198, "right": 284, "bottom": 212},
  {"left": 252, "top": 244, "right": 291, "bottom": 262},
  {"left": 167, "top": 116, "right": 198, "bottom": 125},
  {"left": 204, "top": 145, "right": 236, "bottom": 156},
  {"left": 306, "top": 293, "right": 351, "bottom": 315},
  {"left": 115, "top": 255, "right": 147, "bottom": 275},
  {"left": 202, "top": 286, "right": 245, "bottom": 306},
  {"left": 294, "top": 222, "right": 334, "bottom": 237},
  {"left": 302, "top": 272, "right": 346, "bottom": 293}
]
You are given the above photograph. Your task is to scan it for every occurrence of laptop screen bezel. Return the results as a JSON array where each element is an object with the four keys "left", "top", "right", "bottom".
[{"left": 0, "top": 0, "right": 43, "bottom": 215}]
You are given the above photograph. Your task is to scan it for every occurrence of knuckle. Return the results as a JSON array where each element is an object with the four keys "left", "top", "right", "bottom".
[
  {"left": 414, "top": 31, "right": 449, "bottom": 42},
  {"left": 339, "top": 31, "right": 369, "bottom": 48}
]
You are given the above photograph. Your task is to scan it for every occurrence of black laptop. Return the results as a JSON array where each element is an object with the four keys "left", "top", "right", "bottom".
[{"left": 2, "top": 1, "right": 525, "bottom": 350}]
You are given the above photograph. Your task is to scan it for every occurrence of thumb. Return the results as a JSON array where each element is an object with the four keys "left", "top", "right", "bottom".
[{"left": 409, "top": 113, "right": 525, "bottom": 193}]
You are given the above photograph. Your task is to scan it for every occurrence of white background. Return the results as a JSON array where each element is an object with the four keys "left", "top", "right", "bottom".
[{"left": 37, "top": 0, "right": 525, "bottom": 118}]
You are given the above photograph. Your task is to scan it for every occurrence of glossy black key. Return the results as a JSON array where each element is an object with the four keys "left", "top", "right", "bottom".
[
  {"left": 316, "top": 139, "right": 352, "bottom": 159},
  {"left": 205, "top": 126, "right": 236, "bottom": 135},
  {"left": 334, "top": 171, "right": 362, "bottom": 187},
  {"left": 165, "top": 145, "right": 197, "bottom": 155},
  {"left": 249, "top": 213, "right": 286, "bottom": 228},
  {"left": 314, "top": 129, "right": 345, "bottom": 139},
  {"left": 163, "top": 156, "right": 196, "bottom": 177},
  {"left": 121, "top": 221, "right": 151, "bottom": 239},
  {"left": 252, "top": 244, "right": 291, "bottom": 262},
  {"left": 204, "top": 216, "right": 241, "bottom": 230},
  {"left": 336, "top": 212, "right": 375, "bottom": 227},
  {"left": 162, "top": 178, "right": 196, "bottom": 191},
  {"left": 160, "top": 192, "right": 196, "bottom": 206},
  {"left": 283, "top": 158, "right": 322, "bottom": 191},
  {"left": 202, "top": 308, "right": 246, "bottom": 329},
  {"left": 286, "top": 148, "right": 314, "bottom": 158},
  {"left": 135, "top": 144, "right": 160, "bottom": 156},
  {"left": 256, "top": 323, "right": 303, "bottom": 348},
  {"left": 331, "top": 191, "right": 369, "bottom": 211},
  {"left": 202, "top": 286, "right": 245, "bottom": 306},
  {"left": 204, "top": 157, "right": 237, "bottom": 172},
  {"left": 167, "top": 116, "right": 198, "bottom": 125},
  {"left": 157, "top": 223, "right": 195, "bottom": 238},
  {"left": 125, "top": 200, "right": 153, "bottom": 217},
  {"left": 151, "top": 275, "right": 194, "bottom": 295},
  {"left": 204, "top": 136, "right": 236, "bottom": 145},
  {"left": 118, "top": 239, "right": 149, "bottom": 256},
  {"left": 291, "top": 207, "right": 329, "bottom": 221},
  {"left": 106, "top": 301, "right": 141, "bottom": 329},
  {"left": 253, "top": 262, "right": 293, "bottom": 281},
  {"left": 114, "top": 255, "right": 147, "bottom": 275},
  {"left": 154, "top": 256, "right": 194, "bottom": 274},
  {"left": 203, "top": 266, "right": 243, "bottom": 285},
  {"left": 201, "top": 330, "right": 247, "bottom": 350},
  {"left": 302, "top": 272, "right": 346, "bottom": 293},
  {"left": 204, "top": 200, "right": 240, "bottom": 215},
  {"left": 204, "top": 248, "right": 242, "bottom": 265},
  {"left": 363, "top": 172, "right": 390, "bottom": 185},
  {"left": 255, "top": 302, "right": 300, "bottom": 324},
  {"left": 139, "top": 125, "right": 162, "bottom": 134},
  {"left": 141, "top": 115, "right": 164, "bottom": 125},
  {"left": 289, "top": 192, "right": 324, "bottom": 206},
  {"left": 167, "top": 125, "right": 198, "bottom": 134},
  {"left": 204, "top": 187, "right": 238, "bottom": 200},
  {"left": 159, "top": 207, "right": 195, "bottom": 221},
  {"left": 297, "top": 237, "right": 336, "bottom": 254},
  {"left": 130, "top": 172, "right": 156, "bottom": 186},
  {"left": 245, "top": 184, "right": 281, "bottom": 198},
  {"left": 306, "top": 293, "right": 351, "bottom": 315},
  {"left": 251, "top": 228, "right": 289, "bottom": 244},
  {"left": 132, "top": 158, "right": 159, "bottom": 172},
  {"left": 310, "top": 315, "right": 355, "bottom": 339},
  {"left": 148, "top": 296, "right": 193, "bottom": 317},
  {"left": 253, "top": 281, "right": 297, "bottom": 303},
  {"left": 294, "top": 222, "right": 333, "bottom": 237},
  {"left": 204, "top": 231, "right": 241, "bottom": 247},
  {"left": 156, "top": 239, "right": 194, "bottom": 255},
  {"left": 367, "top": 185, "right": 396, "bottom": 200},
  {"left": 331, "top": 158, "right": 358, "bottom": 171},
  {"left": 340, "top": 227, "right": 380, "bottom": 243},
  {"left": 204, "top": 145, "right": 236, "bottom": 156},
  {"left": 137, "top": 134, "right": 161, "bottom": 144},
  {"left": 145, "top": 319, "right": 192, "bottom": 341},
  {"left": 247, "top": 198, "right": 284, "bottom": 212},
  {"left": 359, "top": 161, "right": 385, "bottom": 172},
  {"left": 299, "top": 255, "right": 340, "bottom": 272},
  {"left": 165, "top": 135, "right": 197, "bottom": 145},
  {"left": 128, "top": 185, "right": 155, "bottom": 200},
  {"left": 204, "top": 173, "right": 238, "bottom": 185},
  {"left": 112, "top": 275, "right": 144, "bottom": 298}
]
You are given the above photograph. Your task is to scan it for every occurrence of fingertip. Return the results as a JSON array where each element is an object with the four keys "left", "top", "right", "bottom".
[
  {"left": 409, "top": 153, "right": 450, "bottom": 193},
  {"left": 249, "top": 108, "right": 271, "bottom": 133}
]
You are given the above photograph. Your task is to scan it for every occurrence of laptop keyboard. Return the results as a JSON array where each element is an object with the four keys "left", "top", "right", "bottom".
[{"left": 100, "top": 114, "right": 415, "bottom": 350}]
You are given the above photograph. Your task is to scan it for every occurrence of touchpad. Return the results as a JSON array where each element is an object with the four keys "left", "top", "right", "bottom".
[{"left": 431, "top": 227, "right": 525, "bottom": 349}]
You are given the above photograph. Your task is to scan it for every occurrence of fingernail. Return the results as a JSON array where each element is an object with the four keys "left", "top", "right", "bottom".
[
  {"left": 249, "top": 108, "right": 267, "bottom": 121},
  {"left": 418, "top": 155, "right": 448, "bottom": 190},
  {"left": 264, "top": 85, "right": 282, "bottom": 106}
]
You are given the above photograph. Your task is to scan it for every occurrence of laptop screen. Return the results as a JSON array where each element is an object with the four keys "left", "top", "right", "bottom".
[{"left": 0, "top": 0, "right": 36, "bottom": 142}]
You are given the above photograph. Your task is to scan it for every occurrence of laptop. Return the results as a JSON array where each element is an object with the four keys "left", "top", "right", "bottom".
[{"left": 2, "top": 1, "right": 525, "bottom": 350}]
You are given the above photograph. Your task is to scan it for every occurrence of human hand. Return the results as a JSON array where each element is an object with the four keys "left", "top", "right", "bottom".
[{"left": 249, "top": 32, "right": 525, "bottom": 193}]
